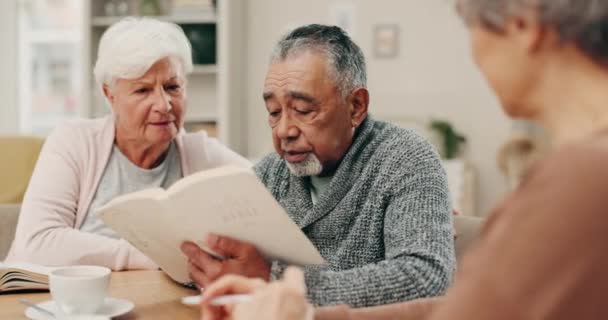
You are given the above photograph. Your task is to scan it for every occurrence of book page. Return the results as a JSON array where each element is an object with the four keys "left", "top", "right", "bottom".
[
  {"left": 99, "top": 166, "right": 324, "bottom": 284},
  {"left": 0, "top": 280, "right": 48, "bottom": 293},
  {"left": 0, "top": 262, "right": 52, "bottom": 275},
  {"left": 166, "top": 166, "right": 250, "bottom": 196},
  {"left": 0, "top": 262, "right": 51, "bottom": 292}
]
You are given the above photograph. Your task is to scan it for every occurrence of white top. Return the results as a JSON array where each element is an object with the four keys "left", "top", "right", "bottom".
[{"left": 81, "top": 142, "right": 182, "bottom": 238}]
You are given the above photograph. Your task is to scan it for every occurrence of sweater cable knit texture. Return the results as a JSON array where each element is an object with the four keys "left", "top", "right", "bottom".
[{"left": 254, "top": 116, "right": 456, "bottom": 307}]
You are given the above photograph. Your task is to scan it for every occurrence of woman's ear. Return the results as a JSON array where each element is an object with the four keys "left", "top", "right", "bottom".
[
  {"left": 349, "top": 87, "right": 369, "bottom": 128},
  {"left": 102, "top": 84, "right": 115, "bottom": 105},
  {"left": 505, "top": 11, "right": 548, "bottom": 54}
]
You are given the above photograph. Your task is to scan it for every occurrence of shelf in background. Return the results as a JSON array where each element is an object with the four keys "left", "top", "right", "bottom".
[
  {"left": 185, "top": 114, "right": 218, "bottom": 123},
  {"left": 24, "top": 30, "right": 82, "bottom": 44},
  {"left": 91, "top": 13, "right": 217, "bottom": 27},
  {"left": 191, "top": 65, "right": 217, "bottom": 75},
  {"left": 184, "top": 119, "right": 218, "bottom": 137}
]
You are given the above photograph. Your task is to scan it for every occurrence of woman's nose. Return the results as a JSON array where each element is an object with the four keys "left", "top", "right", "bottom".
[{"left": 153, "top": 89, "right": 172, "bottom": 113}]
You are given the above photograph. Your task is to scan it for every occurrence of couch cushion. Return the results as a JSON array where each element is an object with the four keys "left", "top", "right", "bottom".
[
  {"left": 0, "top": 204, "right": 20, "bottom": 260},
  {"left": 0, "top": 136, "right": 44, "bottom": 203}
]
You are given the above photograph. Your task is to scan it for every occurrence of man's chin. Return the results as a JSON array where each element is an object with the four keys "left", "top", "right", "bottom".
[
  {"left": 285, "top": 154, "right": 323, "bottom": 177},
  {"left": 284, "top": 153, "right": 310, "bottom": 163}
]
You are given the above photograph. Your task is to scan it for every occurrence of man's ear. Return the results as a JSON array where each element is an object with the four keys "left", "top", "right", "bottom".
[
  {"left": 348, "top": 87, "right": 369, "bottom": 128},
  {"left": 102, "top": 84, "right": 115, "bottom": 105}
]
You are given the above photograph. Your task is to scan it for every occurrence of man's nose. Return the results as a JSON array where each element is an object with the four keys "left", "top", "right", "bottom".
[{"left": 276, "top": 114, "right": 300, "bottom": 140}]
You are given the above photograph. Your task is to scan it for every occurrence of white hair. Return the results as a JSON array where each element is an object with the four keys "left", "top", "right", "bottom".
[
  {"left": 94, "top": 17, "right": 193, "bottom": 88},
  {"left": 285, "top": 154, "right": 324, "bottom": 177}
]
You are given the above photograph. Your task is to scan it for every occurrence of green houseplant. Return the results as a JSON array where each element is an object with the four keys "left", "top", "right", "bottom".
[{"left": 429, "top": 120, "right": 467, "bottom": 159}]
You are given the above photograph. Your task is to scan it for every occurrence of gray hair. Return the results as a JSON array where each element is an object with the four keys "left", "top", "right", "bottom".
[
  {"left": 94, "top": 17, "right": 193, "bottom": 88},
  {"left": 458, "top": 0, "right": 608, "bottom": 66},
  {"left": 270, "top": 24, "right": 367, "bottom": 98}
]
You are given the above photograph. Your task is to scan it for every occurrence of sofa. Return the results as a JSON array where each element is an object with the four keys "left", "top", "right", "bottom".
[
  {"left": 0, "top": 136, "right": 44, "bottom": 204},
  {"left": 0, "top": 204, "right": 20, "bottom": 260}
]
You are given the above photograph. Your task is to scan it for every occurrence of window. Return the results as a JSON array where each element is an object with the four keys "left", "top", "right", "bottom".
[{"left": 17, "top": 0, "right": 85, "bottom": 134}]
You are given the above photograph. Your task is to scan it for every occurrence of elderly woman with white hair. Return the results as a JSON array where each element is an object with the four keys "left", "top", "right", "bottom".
[
  {"left": 5, "top": 18, "right": 249, "bottom": 270},
  {"left": 197, "top": 0, "right": 608, "bottom": 319}
]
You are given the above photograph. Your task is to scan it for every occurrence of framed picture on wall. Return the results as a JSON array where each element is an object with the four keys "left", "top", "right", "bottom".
[{"left": 373, "top": 24, "right": 399, "bottom": 59}]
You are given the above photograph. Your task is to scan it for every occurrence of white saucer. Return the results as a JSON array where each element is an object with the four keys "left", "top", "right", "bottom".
[{"left": 25, "top": 297, "right": 134, "bottom": 320}]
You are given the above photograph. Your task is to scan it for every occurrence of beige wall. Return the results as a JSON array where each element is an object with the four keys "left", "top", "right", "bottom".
[
  {"left": 244, "top": 0, "right": 511, "bottom": 216},
  {"left": 0, "top": 1, "right": 18, "bottom": 134}
]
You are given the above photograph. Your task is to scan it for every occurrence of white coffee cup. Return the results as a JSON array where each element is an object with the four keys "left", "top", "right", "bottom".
[{"left": 49, "top": 266, "right": 111, "bottom": 316}]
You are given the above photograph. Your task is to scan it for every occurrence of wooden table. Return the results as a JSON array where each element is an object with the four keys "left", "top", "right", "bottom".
[{"left": 0, "top": 270, "right": 200, "bottom": 319}]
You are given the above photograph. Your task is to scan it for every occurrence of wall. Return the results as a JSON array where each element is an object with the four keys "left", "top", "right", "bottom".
[
  {"left": 0, "top": 1, "right": 18, "bottom": 134},
  {"left": 244, "top": 0, "right": 511, "bottom": 216}
]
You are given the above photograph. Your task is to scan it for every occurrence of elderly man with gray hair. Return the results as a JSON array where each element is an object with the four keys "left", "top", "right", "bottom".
[{"left": 181, "top": 24, "right": 456, "bottom": 308}]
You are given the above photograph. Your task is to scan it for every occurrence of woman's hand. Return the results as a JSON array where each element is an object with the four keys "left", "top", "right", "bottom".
[
  {"left": 200, "top": 267, "right": 313, "bottom": 320},
  {"left": 199, "top": 273, "right": 267, "bottom": 320}
]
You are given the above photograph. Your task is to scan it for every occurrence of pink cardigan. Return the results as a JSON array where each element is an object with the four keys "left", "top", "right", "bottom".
[{"left": 5, "top": 116, "right": 250, "bottom": 270}]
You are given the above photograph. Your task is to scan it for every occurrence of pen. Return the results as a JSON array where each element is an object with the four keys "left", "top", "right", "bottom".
[{"left": 181, "top": 294, "right": 253, "bottom": 306}]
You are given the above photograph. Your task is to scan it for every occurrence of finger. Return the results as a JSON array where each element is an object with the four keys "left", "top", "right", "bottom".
[
  {"left": 182, "top": 241, "right": 223, "bottom": 266},
  {"left": 231, "top": 301, "right": 255, "bottom": 320},
  {"left": 181, "top": 241, "right": 203, "bottom": 258},
  {"left": 189, "top": 260, "right": 211, "bottom": 289},
  {"left": 207, "top": 234, "right": 252, "bottom": 258},
  {"left": 201, "top": 303, "right": 229, "bottom": 320},
  {"left": 183, "top": 244, "right": 223, "bottom": 279},
  {"left": 225, "top": 303, "right": 237, "bottom": 314},
  {"left": 282, "top": 267, "right": 307, "bottom": 295},
  {"left": 201, "top": 275, "right": 266, "bottom": 304},
  {"left": 198, "top": 254, "right": 223, "bottom": 279},
  {"left": 201, "top": 274, "right": 267, "bottom": 304}
]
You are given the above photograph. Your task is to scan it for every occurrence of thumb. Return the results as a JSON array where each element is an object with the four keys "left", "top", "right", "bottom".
[{"left": 282, "top": 267, "right": 307, "bottom": 295}]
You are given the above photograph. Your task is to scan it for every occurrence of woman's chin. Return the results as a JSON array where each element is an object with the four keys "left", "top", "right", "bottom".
[
  {"left": 501, "top": 101, "right": 532, "bottom": 120},
  {"left": 147, "top": 126, "right": 178, "bottom": 144}
]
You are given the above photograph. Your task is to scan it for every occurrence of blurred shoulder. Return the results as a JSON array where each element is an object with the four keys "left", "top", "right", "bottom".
[
  {"left": 514, "top": 133, "right": 608, "bottom": 227},
  {"left": 532, "top": 134, "right": 608, "bottom": 185}
]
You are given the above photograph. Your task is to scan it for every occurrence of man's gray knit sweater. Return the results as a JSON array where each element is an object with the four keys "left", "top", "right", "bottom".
[{"left": 254, "top": 116, "right": 456, "bottom": 308}]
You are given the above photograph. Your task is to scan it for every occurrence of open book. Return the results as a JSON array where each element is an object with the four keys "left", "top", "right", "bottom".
[
  {"left": 0, "top": 262, "right": 51, "bottom": 293},
  {"left": 97, "top": 166, "right": 325, "bottom": 284}
]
